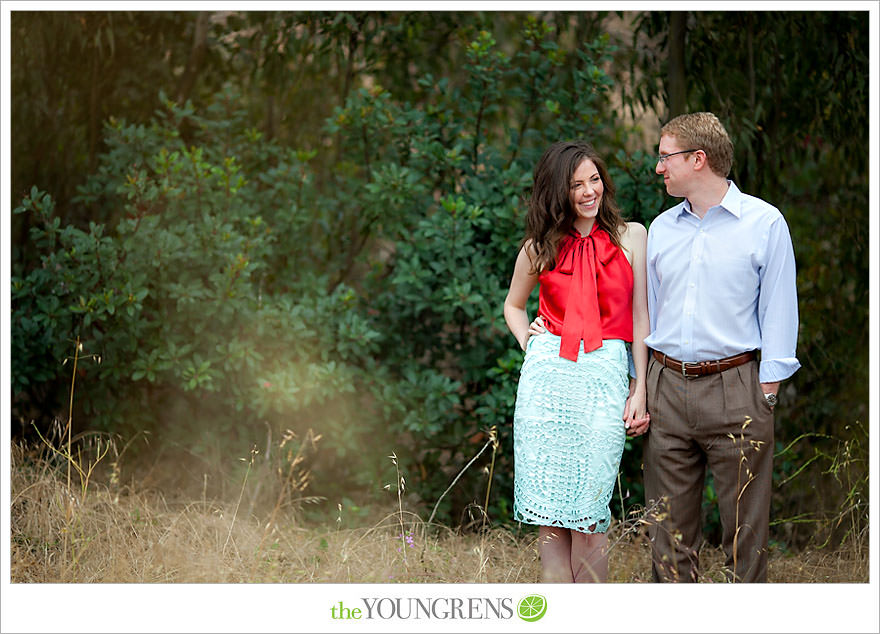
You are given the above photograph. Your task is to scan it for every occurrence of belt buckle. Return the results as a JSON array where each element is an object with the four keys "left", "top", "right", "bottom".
[{"left": 681, "top": 362, "right": 696, "bottom": 378}]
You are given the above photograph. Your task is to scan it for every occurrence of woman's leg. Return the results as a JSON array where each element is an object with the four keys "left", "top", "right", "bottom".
[
  {"left": 570, "top": 531, "right": 609, "bottom": 582},
  {"left": 538, "top": 526, "right": 574, "bottom": 582}
]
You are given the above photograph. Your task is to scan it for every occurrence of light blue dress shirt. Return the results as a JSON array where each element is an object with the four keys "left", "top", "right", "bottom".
[{"left": 645, "top": 181, "right": 800, "bottom": 383}]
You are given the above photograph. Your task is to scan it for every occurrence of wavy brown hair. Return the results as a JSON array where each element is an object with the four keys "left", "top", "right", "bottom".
[{"left": 522, "top": 140, "right": 625, "bottom": 274}]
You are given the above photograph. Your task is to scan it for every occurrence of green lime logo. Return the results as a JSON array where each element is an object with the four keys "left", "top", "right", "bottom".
[{"left": 517, "top": 594, "right": 547, "bottom": 622}]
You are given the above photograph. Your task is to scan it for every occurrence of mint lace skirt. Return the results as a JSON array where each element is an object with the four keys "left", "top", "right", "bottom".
[{"left": 513, "top": 334, "right": 628, "bottom": 534}]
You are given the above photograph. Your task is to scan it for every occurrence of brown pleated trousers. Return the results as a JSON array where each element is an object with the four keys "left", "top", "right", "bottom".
[{"left": 643, "top": 355, "right": 774, "bottom": 582}]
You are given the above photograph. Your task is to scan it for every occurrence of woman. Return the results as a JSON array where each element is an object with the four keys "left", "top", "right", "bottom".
[{"left": 503, "top": 140, "right": 650, "bottom": 583}]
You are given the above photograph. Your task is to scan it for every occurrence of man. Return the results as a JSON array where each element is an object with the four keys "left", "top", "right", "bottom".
[{"left": 644, "top": 112, "right": 800, "bottom": 582}]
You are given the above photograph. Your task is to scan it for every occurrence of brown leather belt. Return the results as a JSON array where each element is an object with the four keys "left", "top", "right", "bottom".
[{"left": 652, "top": 349, "right": 757, "bottom": 378}]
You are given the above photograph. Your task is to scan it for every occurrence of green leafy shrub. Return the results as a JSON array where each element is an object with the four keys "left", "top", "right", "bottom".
[{"left": 12, "top": 24, "right": 662, "bottom": 525}]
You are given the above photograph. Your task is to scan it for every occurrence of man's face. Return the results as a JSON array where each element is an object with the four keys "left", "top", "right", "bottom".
[{"left": 655, "top": 134, "right": 696, "bottom": 197}]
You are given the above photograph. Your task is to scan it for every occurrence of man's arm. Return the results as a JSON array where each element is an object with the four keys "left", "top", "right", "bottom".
[{"left": 756, "top": 215, "right": 801, "bottom": 387}]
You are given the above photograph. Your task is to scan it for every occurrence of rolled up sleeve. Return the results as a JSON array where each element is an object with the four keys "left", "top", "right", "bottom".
[{"left": 757, "top": 216, "right": 801, "bottom": 382}]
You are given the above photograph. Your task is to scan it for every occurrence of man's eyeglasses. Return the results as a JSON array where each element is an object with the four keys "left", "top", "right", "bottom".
[{"left": 657, "top": 149, "right": 700, "bottom": 164}]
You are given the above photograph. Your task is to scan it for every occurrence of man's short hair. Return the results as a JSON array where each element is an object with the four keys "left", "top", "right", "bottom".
[{"left": 661, "top": 112, "right": 734, "bottom": 178}]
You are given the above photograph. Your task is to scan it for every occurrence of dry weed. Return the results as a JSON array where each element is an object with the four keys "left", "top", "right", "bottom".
[{"left": 10, "top": 439, "right": 867, "bottom": 584}]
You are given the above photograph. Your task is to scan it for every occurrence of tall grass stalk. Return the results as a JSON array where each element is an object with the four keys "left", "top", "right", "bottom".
[
  {"left": 387, "top": 452, "right": 407, "bottom": 564},
  {"left": 480, "top": 426, "right": 499, "bottom": 534},
  {"left": 223, "top": 445, "right": 258, "bottom": 557},
  {"left": 64, "top": 337, "right": 80, "bottom": 490},
  {"left": 728, "top": 415, "right": 761, "bottom": 583},
  {"left": 27, "top": 337, "right": 111, "bottom": 573},
  {"left": 427, "top": 430, "right": 497, "bottom": 526}
]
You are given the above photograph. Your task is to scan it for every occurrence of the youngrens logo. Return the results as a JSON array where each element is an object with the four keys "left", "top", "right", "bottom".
[
  {"left": 516, "top": 594, "right": 547, "bottom": 622},
  {"left": 329, "top": 595, "right": 547, "bottom": 622}
]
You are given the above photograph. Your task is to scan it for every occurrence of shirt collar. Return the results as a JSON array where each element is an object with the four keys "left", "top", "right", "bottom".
[
  {"left": 676, "top": 180, "right": 742, "bottom": 221},
  {"left": 718, "top": 181, "right": 743, "bottom": 218}
]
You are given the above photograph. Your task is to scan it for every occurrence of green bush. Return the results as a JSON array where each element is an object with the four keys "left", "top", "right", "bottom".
[{"left": 12, "top": 23, "right": 663, "bottom": 525}]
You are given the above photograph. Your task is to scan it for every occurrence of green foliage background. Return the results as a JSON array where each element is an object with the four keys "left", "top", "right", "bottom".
[{"left": 9, "top": 11, "right": 869, "bottom": 547}]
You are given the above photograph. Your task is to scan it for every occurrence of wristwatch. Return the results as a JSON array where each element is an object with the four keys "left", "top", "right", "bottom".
[{"left": 764, "top": 392, "right": 778, "bottom": 407}]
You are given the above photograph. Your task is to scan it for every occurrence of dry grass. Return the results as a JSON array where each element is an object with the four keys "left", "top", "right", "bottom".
[
  {"left": 10, "top": 440, "right": 537, "bottom": 583},
  {"left": 9, "top": 440, "right": 868, "bottom": 584}
]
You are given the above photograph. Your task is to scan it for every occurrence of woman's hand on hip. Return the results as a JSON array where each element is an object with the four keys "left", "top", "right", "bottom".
[{"left": 528, "top": 315, "right": 547, "bottom": 337}]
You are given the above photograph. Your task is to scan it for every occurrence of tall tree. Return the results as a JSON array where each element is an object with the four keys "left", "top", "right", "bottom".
[{"left": 666, "top": 11, "right": 686, "bottom": 118}]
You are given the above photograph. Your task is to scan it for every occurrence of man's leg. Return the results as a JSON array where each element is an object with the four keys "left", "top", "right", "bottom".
[
  {"left": 643, "top": 357, "right": 706, "bottom": 582},
  {"left": 704, "top": 362, "right": 774, "bottom": 582}
]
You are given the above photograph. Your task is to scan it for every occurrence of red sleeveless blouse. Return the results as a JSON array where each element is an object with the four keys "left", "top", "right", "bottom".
[{"left": 538, "top": 224, "right": 633, "bottom": 361}]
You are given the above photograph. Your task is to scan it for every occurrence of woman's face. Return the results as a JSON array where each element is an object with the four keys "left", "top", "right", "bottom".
[{"left": 569, "top": 158, "right": 603, "bottom": 230}]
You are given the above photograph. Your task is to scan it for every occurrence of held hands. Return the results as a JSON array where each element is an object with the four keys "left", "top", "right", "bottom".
[{"left": 623, "top": 381, "right": 650, "bottom": 437}]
